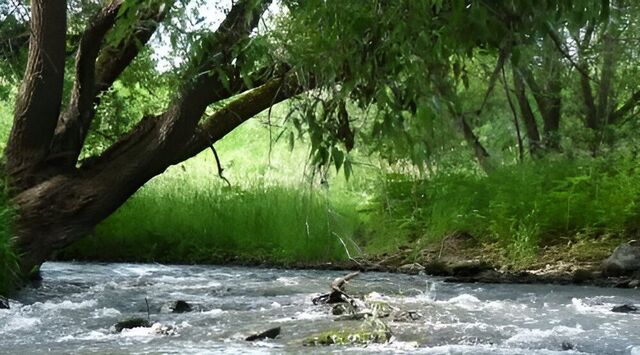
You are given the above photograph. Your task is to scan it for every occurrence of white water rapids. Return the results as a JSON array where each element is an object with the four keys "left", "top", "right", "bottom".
[{"left": 1, "top": 262, "right": 639, "bottom": 354}]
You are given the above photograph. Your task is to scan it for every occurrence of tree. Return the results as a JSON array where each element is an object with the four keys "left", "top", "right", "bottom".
[
  {"left": 4, "top": 0, "right": 306, "bottom": 278},
  {"left": 2, "top": 0, "right": 613, "bottom": 281}
]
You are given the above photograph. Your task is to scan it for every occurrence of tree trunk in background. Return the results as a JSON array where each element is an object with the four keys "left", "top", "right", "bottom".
[{"left": 512, "top": 65, "right": 542, "bottom": 157}]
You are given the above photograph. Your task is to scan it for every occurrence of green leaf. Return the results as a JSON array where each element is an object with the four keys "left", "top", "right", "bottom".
[
  {"left": 332, "top": 147, "right": 344, "bottom": 172},
  {"left": 344, "top": 158, "right": 353, "bottom": 181}
]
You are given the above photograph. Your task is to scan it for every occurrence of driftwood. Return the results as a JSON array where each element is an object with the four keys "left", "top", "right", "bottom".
[{"left": 312, "top": 271, "right": 360, "bottom": 305}]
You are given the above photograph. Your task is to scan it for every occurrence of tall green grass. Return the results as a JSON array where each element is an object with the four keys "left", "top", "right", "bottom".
[
  {"left": 59, "top": 180, "right": 355, "bottom": 265},
  {"left": 366, "top": 157, "right": 640, "bottom": 262}
]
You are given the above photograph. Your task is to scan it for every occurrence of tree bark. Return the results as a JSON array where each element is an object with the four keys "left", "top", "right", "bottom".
[{"left": 5, "top": 0, "right": 67, "bottom": 191}]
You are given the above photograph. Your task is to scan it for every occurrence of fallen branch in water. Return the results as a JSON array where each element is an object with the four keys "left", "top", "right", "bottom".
[{"left": 312, "top": 271, "right": 360, "bottom": 305}]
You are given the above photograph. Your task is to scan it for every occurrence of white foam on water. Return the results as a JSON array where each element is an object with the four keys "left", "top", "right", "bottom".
[
  {"left": 570, "top": 298, "right": 614, "bottom": 315},
  {"left": 91, "top": 307, "right": 121, "bottom": 318},
  {"left": 505, "top": 325, "right": 584, "bottom": 346},
  {"left": 37, "top": 299, "right": 98, "bottom": 311},
  {"left": 629, "top": 345, "right": 640, "bottom": 355},
  {"left": 56, "top": 330, "right": 112, "bottom": 342},
  {"left": 1, "top": 315, "right": 41, "bottom": 332},
  {"left": 276, "top": 277, "right": 299, "bottom": 286},
  {"left": 440, "top": 294, "right": 483, "bottom": 310},
  {"left": 201, "top": 308, "right": 225, "bottom": 316}
]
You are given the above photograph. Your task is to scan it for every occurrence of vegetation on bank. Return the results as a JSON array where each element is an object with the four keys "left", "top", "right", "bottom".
[
  {"left": 57, "top": 119, "right": 639, "bottom": 271},
  {"left": 3, "top": 0, "right": 640, "bottom": 289},
  {"left": 366, "top": 157, "right": 638, "bottom": 268},
  {"left": 0, "top": 181, "right": 16, "bottom": 296}
]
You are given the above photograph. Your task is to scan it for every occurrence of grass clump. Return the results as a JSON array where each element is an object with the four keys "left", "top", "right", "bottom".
[{"left": 60, "top": 177, "right": 355, "bottom": 265}]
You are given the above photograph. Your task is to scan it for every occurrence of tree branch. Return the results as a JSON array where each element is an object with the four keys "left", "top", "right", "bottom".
[
  {"left": 49, "top": 0, "right": 123, "bottom": 165},
  {"left": 50, "top": 1, "right": 172, "bottom": 166},
  {"left": 154, "top": 0, "right": 272, "bottom": 151},
  {"left": 610, "top": 90, "right": 640, "bottom": 124},
  {"left": 5, "top": 0, "right": 67, "bottom": 189},
  {"left": 176, "top": 73, "right": 307, "bottom": 163}
]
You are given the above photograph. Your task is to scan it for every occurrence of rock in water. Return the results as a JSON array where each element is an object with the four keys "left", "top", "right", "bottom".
[
  {"left": 398, "top": 263, "right": 425, "bottom": 274},
  {"left": 245, "top": 326, "right": 281, "bottom": 341},
  {"left": 114, "top": 318, "right": 151, "bottom": 332},
  {"left": 602, "top": 241, "right": 640, "bottom": 276},
  {"left": 0, "top": 296, "right": 9, "bottom": 309},
  {"left": 611, "top": 304, "right": 638, "bottom": 313},
  {"left": 170, "top": 300, "right": 192, "bottom": 313}
]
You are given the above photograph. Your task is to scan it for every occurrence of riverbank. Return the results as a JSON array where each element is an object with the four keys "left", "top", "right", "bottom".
[{"left": 55, "top": 231, "right": 636, "bottom": 289}]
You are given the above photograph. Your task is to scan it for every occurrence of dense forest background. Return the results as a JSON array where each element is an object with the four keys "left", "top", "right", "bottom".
[{"left": 2, "top": 0, "right": 640, "bottom": 293}]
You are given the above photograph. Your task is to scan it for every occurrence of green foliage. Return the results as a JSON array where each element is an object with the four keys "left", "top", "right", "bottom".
[
  {"left": 60, "top": 182, "right": 352, "bottom": 265},
  {"left": 60, "top": 117, "right": 362, "bottom": 265},
  {"left": 367, "top": 157, "right": 640, "bottom": 262},
  {"left": 0, "top": 180, "right": 16, "bottom": 296}
]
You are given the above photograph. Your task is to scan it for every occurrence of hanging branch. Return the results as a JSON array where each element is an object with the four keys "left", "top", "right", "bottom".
[{"left": 209, "top": 144, "right": 231, "bottom": 187}]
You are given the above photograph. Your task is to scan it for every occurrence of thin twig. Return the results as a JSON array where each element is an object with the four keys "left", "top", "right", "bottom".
[
  {"left": 209, "top": 144, "right": 231, "bottom": 187},
  {"left": 144, "top": 297, "right": 150, "bottom": 322}
]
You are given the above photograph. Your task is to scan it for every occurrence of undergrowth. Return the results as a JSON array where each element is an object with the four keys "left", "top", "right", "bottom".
[
  {"left": 0, "top": 180, "right": 17, "bottom": 296},
  {"left": 365, "top": 157, "right": 640, "bottom": 264},
  {"left": 59, "top": 178, "right": 358, "bottom": 265}
]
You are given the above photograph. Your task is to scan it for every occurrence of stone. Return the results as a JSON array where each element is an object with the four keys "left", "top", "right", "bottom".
[
  {"left": 572, "top": 269, "right": 595, "bottom": 283},
  {"left": 602, "top": 241, "right": 640, "bottom": 276},
  {"left": 0, "top": 296, "right": 9, "bottom": 309},
  {"left": 449, "top": 261, "right": 492, "bottom": 277},
  {"left": 398, "top": 263, "right": 425, "bottom": 274},
  {"left": 332, "top": 304, "right": 349, "bottom": 315},
  {"left": 245, "top": 326, "right": 281, "bottom": 341},
  {"left": 392, "top": 310, "right": 422, "bottom": 322},
  {"left": 303, "top": 328, "right": 392, "bottom": 346},
  {"left": 113, "top": 317, "right": 151, "bottom": 332},
  {"left": 629, "top": 279, "right": 640, "bottom": 288},
  {"left": 611, "top": 304, "right": 638, "bottom": 313},
  {"left": 170, "top": 300, "right": 192, "bottom": 313}
]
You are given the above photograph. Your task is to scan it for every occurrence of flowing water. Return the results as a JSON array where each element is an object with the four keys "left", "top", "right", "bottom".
[{"left": 1, "top": 262, "right": 640, "bottom": 354}]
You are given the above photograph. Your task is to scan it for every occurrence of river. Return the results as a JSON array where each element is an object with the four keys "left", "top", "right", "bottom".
[{"left": 1, "top": 262, "right": 639, "bottom": 354}]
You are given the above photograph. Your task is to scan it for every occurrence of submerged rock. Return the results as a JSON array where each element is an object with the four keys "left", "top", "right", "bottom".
[
  {"left": 611, "top": 304, "right": 638, "bottom": 313},
  {"left": 245, "top": 326, "right": 281, "bottom": 341},
  {"left": 0, "top": 296, "right": 9, "bottom": 309},
  {"left": 160, "top": 300, "right": 195, "bottom": 313},
  {"left": 602, "top": 241, "right": 640, "bottom": 276},
  {"left": 113, "top": 317, "right": 151, "bottom": 332},
  {"left": 170, "top": 300, "right": 192, "bottom": 313},
  {"left": 303, "top": 328, "right": 392, "bottom": 346},
  {"left": 392, "top": 310, "right": 422, "bottom": 322}
]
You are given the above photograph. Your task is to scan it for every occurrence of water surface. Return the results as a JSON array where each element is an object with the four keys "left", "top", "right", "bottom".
[{"left": 1, "top": 262, "right": 639, "bottom": 354}]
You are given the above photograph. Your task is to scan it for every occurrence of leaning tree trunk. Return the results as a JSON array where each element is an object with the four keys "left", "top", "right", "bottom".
[{"left": 4, "top": 0, "right": 305, "bottom": 280}]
